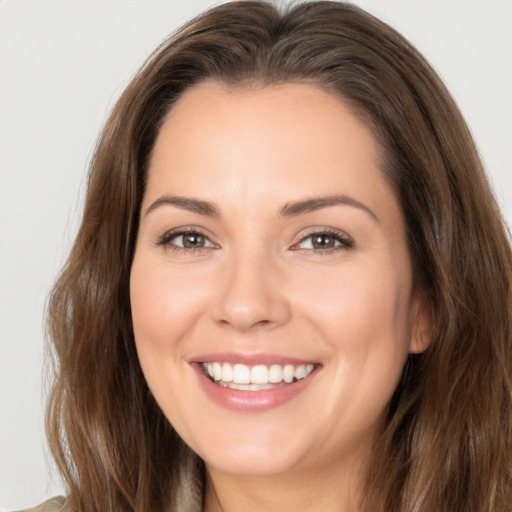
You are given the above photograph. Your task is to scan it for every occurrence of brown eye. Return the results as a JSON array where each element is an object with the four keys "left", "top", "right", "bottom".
[
  {"left": 295, "top": 230, "right": 353, "bottom": 252},
  {"left": 311, "top": 234, "right": 336, "bottom": 249},
  {"left": 182, "top": 233, "right": 206, "bottom": 248},
  {"left": 160, "top": 230, "right": 214, "bottom": 250}
]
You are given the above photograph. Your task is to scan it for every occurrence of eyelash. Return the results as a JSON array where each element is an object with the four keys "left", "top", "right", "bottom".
[
  {"left": 156, "top": 228, "right": 215, "bottom": 254},
  {"left": 293, "top": 228, "right": 354, "bottom": 253},
  {"left": 156, "top": 228, "right": 354, "bottom": 254}
]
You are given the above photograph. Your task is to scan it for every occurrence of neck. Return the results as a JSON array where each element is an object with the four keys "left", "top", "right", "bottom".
[{"left": 203, "top": 455, "right": 369, "bottom": 512}]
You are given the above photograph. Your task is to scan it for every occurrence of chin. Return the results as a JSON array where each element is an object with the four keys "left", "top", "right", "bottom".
[
  {"left": 187, "top": 423, "right": 310, "bottom": 477},
  {"left": 203, "top": 448, "right": 305, "bottom": 478}
]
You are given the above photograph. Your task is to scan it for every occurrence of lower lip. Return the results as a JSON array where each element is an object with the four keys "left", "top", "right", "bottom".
[{"left": 192, "top": 364, "right": 318, "bottom": 412}]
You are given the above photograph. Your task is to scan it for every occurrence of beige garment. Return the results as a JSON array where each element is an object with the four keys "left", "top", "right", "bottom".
[{"left": 15, "top": 497, "right": 67, "bottom": 512}]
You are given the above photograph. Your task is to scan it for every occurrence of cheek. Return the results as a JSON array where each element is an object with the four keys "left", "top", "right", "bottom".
[
  {"left": 294, "top": 259, "right": 414, "bottom": 401},
  {"left": 128, "top": 255, "right": 211, "bottom": 427},
  {"left": 130, "top": 258, "right": 209, "bottom": 356},
  {"left": 129, "top": 257, "right": 206, "bottom": 428},
  {"left": 299, "top": 262, "right": 412, "bottom": 345}
]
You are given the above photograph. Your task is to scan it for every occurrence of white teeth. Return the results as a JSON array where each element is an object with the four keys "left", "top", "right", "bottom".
[
  {"left": 268, "top": 364, "right": 283, "bottom": 383},
  {"left": 213, "top": 362, "right": 222, "bottom": 381},
  {"left": 221, "top": 363, "right": 233, "bottom": 382},
  {"left": 220, "top": 382, "right": 275, "bottom": 391},
  {"left": 283, "top": 364, "right": 294, "bottom": 383},
  {"left": 233, "top": 364, "right": 251, "bottom": 384},
  {"left": 294, "top": 364, "right": 306, "bottom": 380},
  {"left": 203, "top": 362, "right": 315, "bottom": 387},
  {"left": 251, "top": 365, "right": 269, "bottom": 384}
]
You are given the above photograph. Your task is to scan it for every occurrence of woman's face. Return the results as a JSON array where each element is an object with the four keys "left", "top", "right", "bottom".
[{"left": 130, "top": 82, "right": 428, "bottom": 478}]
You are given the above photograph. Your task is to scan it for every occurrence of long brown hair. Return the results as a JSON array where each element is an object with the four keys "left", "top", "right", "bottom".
[{"left": 46, "top": 2, "right": 512, "bottom": 510}]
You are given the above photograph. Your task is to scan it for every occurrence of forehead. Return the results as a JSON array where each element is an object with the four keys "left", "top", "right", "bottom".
[
  {"left": 144, "top": 81, "right": 400, "bottom": 225},
  {"left": 157, "top": 81, "right": 379, "bottom": 158}
]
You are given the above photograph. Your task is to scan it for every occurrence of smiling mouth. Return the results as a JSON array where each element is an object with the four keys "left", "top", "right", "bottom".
[{"left": 201, "top": 362, "right": 317, "bottom": 391}]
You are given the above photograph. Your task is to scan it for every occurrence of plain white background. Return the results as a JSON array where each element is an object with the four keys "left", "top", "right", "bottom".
[{"left": 1, "top": 0, "right": 510, "bottom": 508}]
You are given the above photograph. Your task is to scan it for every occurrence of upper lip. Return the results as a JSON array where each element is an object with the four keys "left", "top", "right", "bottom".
[{"left": 188, "top": 352, "right": 320, "bottom": 366}]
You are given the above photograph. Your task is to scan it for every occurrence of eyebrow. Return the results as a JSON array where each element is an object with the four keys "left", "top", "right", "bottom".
[
  {"left": 279, "top": 195, "right": 379, "bottom": 223},
  {"left": 144, "top": 193, "right": 379, "bottom": 223},
  {"left": 144, "top": 195, "right": 220, "bottom": 217}
]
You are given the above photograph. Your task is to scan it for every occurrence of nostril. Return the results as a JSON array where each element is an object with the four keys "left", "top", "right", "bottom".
[{"left": 217, "top": 317, "right": 272, "bottom": 330}]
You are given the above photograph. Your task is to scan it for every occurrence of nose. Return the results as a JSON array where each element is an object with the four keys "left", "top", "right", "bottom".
[{"left": 211, "top": 250, "right": 292, "bottom": 333}]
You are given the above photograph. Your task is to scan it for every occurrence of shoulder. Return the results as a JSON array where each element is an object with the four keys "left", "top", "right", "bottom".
[{"left": 13, "top": 497, "right": 67, "bottom": 512}]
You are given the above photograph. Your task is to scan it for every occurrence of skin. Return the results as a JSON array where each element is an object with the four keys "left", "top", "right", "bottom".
[{"left": 130, "top": 81, "right": 430, "bottom": 512}]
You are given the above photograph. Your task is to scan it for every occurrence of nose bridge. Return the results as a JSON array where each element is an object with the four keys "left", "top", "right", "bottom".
[{"left": 212, "top": 244, "right": 290, "bottom": 331}]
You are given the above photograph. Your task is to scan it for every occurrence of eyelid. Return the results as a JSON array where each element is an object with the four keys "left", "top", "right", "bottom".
[
  {"left": 291, "top": 227, "right": 354, "bottom": 251},
  {"left": 155, "top": 225, "right": 353, "bottom": 253},
  {"left": 156, "top": 226, "right": 218, "bottom": 250}
]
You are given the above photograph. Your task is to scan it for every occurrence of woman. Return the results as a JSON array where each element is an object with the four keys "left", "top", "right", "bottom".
[{"left": 36, "top": 1, "right": 511, "bottom": 511}]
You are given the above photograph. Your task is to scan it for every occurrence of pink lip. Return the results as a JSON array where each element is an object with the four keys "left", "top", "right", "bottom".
[
  {"left": 191, "top": 360, "right": 320, "bottom": 413},
  {"left": 189, "top": 351, "right": 317, "bottom": 366}
]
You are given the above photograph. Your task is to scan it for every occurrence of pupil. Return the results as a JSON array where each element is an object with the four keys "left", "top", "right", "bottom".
[
  {"left": 183, "top": 233, "right": 204, "bottom": 248},
  {"left": 313, "top": 234, "right": 334, "bottom": 249}
]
